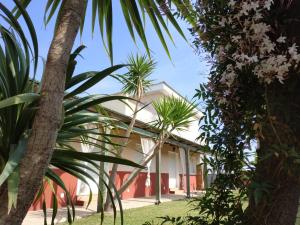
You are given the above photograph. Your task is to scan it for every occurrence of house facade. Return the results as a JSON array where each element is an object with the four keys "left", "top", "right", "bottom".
[{"left": 30, "top": 82, "right": 204, "bottom": 210}]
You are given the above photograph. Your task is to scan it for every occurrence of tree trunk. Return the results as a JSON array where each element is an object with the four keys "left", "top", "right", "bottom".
[
  {"left": 97, "top": 155, "right": 106, "bottom": 213},
  {"left": 97, "top": 126, "right": 110, "bottom": 213},
  {"left": 244, "top": 2, "right": 300, "bottom": 224},
  {"left": 104, "top": 96, "right": 141, "bottom": 210},
  {"left": 0, "top": 184, "right": 8, "bottom": 222},
  {"left": 245, "top": 77, "right": 300, "bottom": 225},
  {"left": 0, "top": 1, "right": 85, "bottom": 224}
]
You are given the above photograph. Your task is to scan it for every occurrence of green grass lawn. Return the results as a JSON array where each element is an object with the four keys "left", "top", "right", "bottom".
[{"left": 63, "top": 200, "right": 192, "bottom": 225}]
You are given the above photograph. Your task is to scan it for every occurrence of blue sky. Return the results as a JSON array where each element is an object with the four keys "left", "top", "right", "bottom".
[{"left": 7, "top": 1, "right": 210, "bottom": 99}]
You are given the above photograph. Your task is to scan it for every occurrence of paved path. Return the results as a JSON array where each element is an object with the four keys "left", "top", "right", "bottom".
[{"left": 23, "top": 193, "right": 195, "bottom": 225}]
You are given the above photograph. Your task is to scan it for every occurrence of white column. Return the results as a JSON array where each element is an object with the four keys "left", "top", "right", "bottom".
[
  {"left": 179, "top": 148, "right": 186, "bottom": 190},
  {"left": 140, "top": 137, "right": 155, "bottom": 187}
]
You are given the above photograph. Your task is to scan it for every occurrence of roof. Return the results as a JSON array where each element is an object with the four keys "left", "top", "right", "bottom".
[
  {"left": 111, "top": 82, "right": 203, "bottom": 119},
  {"left": 144, "top": 82, "right": 203, "bottom": 119}
]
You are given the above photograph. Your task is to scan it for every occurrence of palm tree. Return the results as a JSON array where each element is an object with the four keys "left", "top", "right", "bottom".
[
  {"left": 103, "top": 54, "right": 156, "bottom": 210},
  {"left": 118, "top": 96, "right": 198, "bottom": 195},
  {"left": 0, "top": 1, "right": 187, "bottom": 224}
]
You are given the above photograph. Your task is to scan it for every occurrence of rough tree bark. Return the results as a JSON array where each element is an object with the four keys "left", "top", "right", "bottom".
[
  {"left": 245, "top": 76, "right": 300, "bottom": 225},
  {"left": 0, "top": 184, "right": 8, "bottom": 220},
  {"left": 0, "top": 1, "right": 85, "bottom": 224},
  {"left": 244, "top": 2, "right": 300, "bottom": 224}
]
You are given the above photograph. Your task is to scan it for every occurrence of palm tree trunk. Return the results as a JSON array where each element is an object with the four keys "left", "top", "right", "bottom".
[
  {"left": 97, "top": 126, "right": 110, "bottom": 213},
  {"left": 0, "top": 1, "right": 85, "bottom": 224},
  {"left": 0, "top": 183, "right": 8, "bottom": 221},
  {"left": 104, "top": 97, "right": 140, "bottom": 210},
  {"left": 97, "top": 155, "right": 107, "bottom": 213}
]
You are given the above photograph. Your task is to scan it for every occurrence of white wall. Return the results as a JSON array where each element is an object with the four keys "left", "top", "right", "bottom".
[{"left": 115, "top": 135, "right": 171, "bottom": 174}]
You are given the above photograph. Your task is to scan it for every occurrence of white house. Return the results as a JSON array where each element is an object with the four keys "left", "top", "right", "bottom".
[{"left": 30, "top": 82, "right": 204, "bottom": 210}]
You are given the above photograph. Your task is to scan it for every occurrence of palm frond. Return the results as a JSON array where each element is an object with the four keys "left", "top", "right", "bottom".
[
  {"left": 121, "top": 54, "right": 156, "bottom": 97},
  {"left": 153, "top": 96, "right": 198, "bottom": 133},
  {"left": 14, "top": 0, "right": 186, "bottom": 63}
]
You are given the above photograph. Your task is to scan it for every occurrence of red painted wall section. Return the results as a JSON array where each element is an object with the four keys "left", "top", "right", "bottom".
[
  {"left": 114, "top": 171, "right": 169, "bottom": 199},
  {"left": 29, "top": 169, "right": 77, "bottom": 211},
  {"left": 179, "top": 174, "right": 198, "bottom": 192},
  {"left": 29, "top": 171, "right": 202, "bottom": 210}
]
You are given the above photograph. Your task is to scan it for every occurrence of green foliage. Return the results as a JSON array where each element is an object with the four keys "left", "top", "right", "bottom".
[
  {"left": 153, "top": 96, "right": 197, "bottom": 133},
  {"left": 156, "top": 83, "right": 253, "bottom": 225},
  {"left": 159, "top": 0, "right": 300, "bottom": 224},
  {"left": 154, "top": 0, "right": 273, "bottom": 224},
  {"left": 185, "top": 0, "right": 300, "bottom": 223},
  {"left": 158, "top": 216, "right": 186, "bottom": 225},
  {"left": 50, "top": 46, "right": 142, "bottom": 225},
  {"left": 0, "top": 1, "right": 39, "bottom": 186},
  {"left": 120, "top": 54, "right": 156, "bottom": 97},
  {"left": 16, "top": 0, "right": 187, "bottom": 63},
  {"left": 45, "top": 47, "right": 144, "bottom": 224}
]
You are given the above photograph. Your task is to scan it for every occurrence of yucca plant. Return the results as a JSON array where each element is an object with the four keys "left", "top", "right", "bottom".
[
  {"left": 121, "top": 54, "right": 156, "bottom": 96},
  {"left": 152, "top": 96, "right": 198, "bottom": 133},
  {"left": 118, "top": 96, "right": 198, "bottom": 195},
  {"left": 0, "top": 5, "right": 143, "bottom": 224},
  {"left": 0, "top": 5, "right": 39, "bottom": 217},
  {"left": 43, "top": 46, "right": 142, "bottom": 224},
  {"left": 105, "top": 54, "right": 156, "bottom": 210}
]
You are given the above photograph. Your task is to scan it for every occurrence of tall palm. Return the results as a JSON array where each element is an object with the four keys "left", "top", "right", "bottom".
[
  {"left": 104, "top": 54, "right": 156, "bottom": 210},
  {"left": 0, "top": 1, "right": 188, "bottom": 224},
  {"left": 118, "top": 96, "right": 198, "bottom": 195}
]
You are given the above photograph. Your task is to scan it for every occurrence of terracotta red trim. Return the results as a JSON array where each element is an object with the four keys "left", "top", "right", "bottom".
[
  {"left": 29, "top": 169, "right": 77, "bottom": 211},
  {"left": 113, "top": 171, "right": 169, "bottom": 199},
  {"left": 179, "top": 174, "right": 202, "bottom": 192},
  {"left": 29, "top": 170, "right": 202, "bottom": 211}
]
